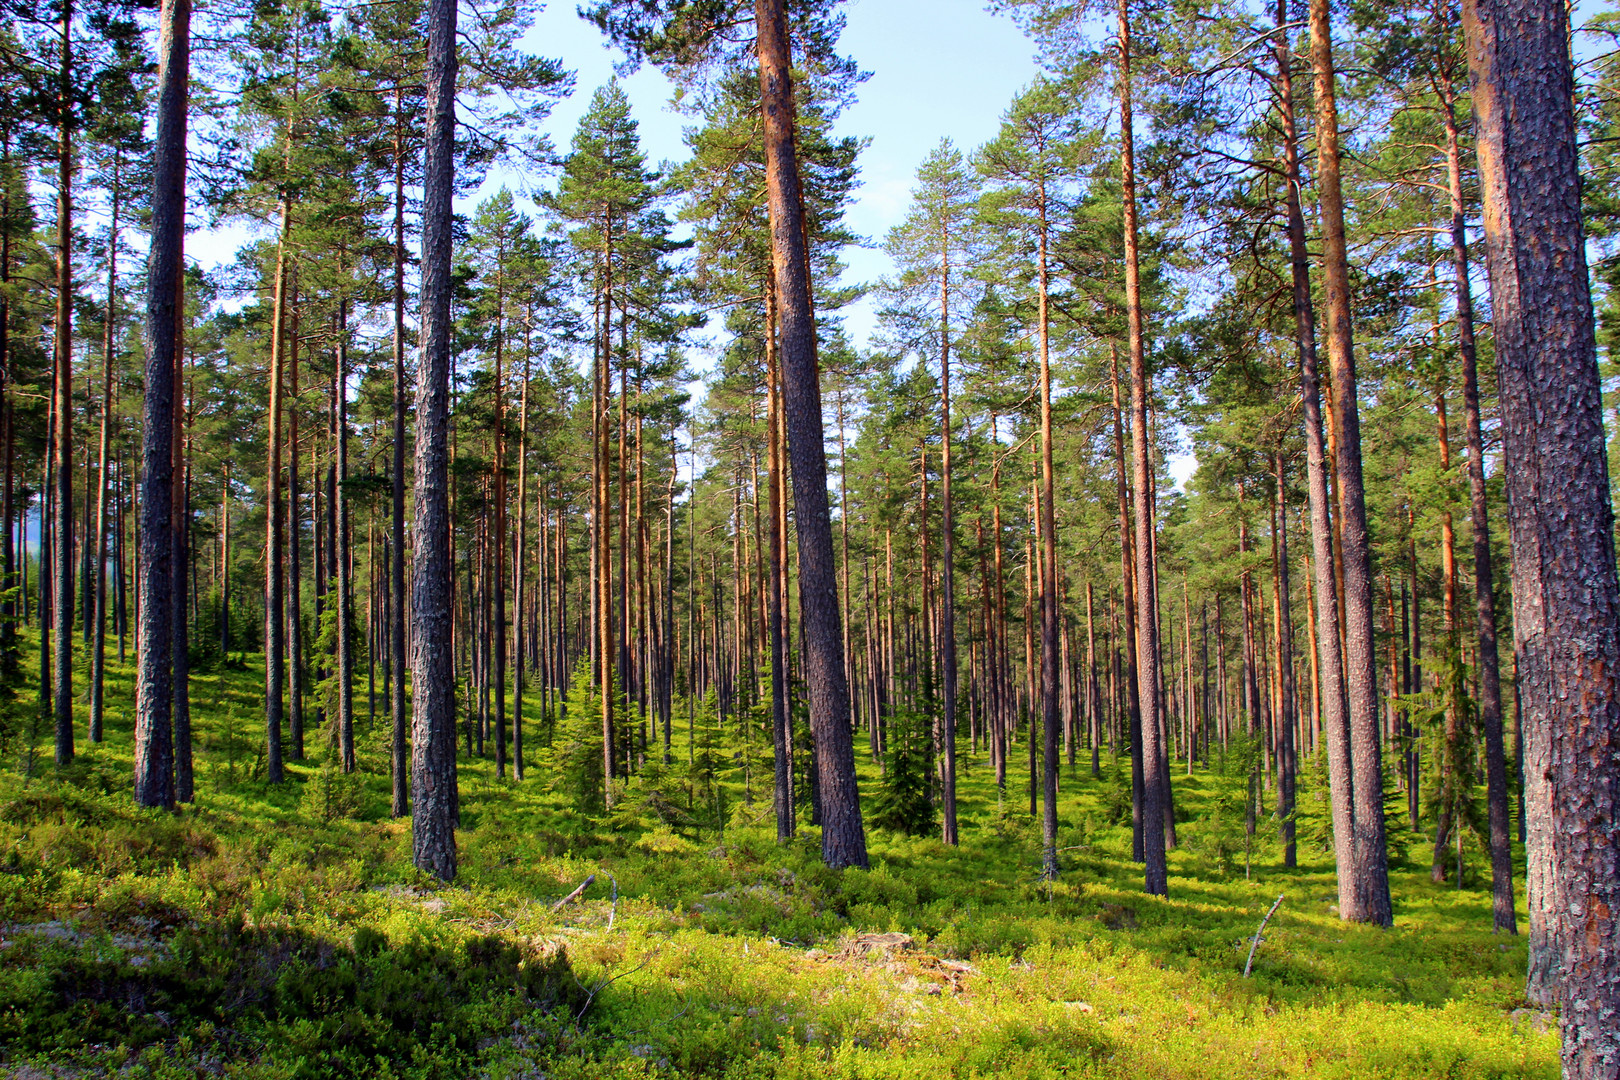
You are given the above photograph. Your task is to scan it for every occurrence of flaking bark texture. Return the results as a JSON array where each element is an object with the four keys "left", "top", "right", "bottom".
[
  {"left": 755, "top": 0, "right": 867, "bottom": 870},
  {"left": 134, "top": 0, "right": 188, "bottom": 809},
  {"left": 1462, "top": 0, "right": 1620, "bottom": 1065},
  {"left": 411, "top": 0, "right": 459, "bottom": 882}
]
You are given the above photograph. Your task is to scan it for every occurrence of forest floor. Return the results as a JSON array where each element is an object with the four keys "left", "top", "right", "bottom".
[{"left": 0, "top": 640, "right": 1557, "bottom": 1079}]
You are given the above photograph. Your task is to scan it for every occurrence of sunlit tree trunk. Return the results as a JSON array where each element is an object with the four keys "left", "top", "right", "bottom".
[
  {"left": 1438, "top": 71, "right": 1516, "bottom": 934},
  {"left": 755, "top": 0, "right": 866, "bottom": 868},
  {"left": 1463, "top": 0, "right": 1620, "bottom": 1051},
  {"left": 1120, "top": 0, "right": 1165, "bottom": 895},
  {"left": 1309, "top": 0, "right": 1393, "bottom": 925}
]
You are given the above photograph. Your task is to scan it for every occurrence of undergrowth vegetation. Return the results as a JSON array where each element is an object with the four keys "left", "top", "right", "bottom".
[{"left": 0, "top": 643, "right": 1556, "bottom": 1078}]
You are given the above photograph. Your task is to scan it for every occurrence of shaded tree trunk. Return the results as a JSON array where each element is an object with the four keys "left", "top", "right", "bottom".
[
  {"left": 134, "top": 0, "right": 188, "bottom": 809},
  {"left": 53, "top": 0, "right": 74, "bottom": 767},
  {"left": 390, "top": 93, "right": 410, "bottom": 817},
  {"left": 337, "top": 301, "right": 355, "bottom": 772},
  {"left": 410, "top": 0, "right": 458, "bottom": 881},
  {"left": 939, "top": 224, "right": 959, "bottom": 848},
  {"left": 288, "top": 298, "right": 305, "bottom": 761},
  {"left": 1273, "top": 452, "right": 1297, "bottom": 867},
  {"left": 264, "top": 203, "right": 289, "bottom": 785},
  {"left": 90, "top": 154, "right": 117, "bottom": 743},
  {"left": 766, "top": 275, "right": 793, "bottom": 841},
  {"left": 173, "top": 293, "right": 191, "bottom": 802},
  {"left": 1036, "top": 180, "right": 1059, "bottom": 880}
]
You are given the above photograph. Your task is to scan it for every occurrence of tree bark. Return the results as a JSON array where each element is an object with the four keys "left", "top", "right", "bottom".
[
  {"left": 134, "top": 0, "right": 188, "bottom": 808},
  {"left": 1272, "top": 452, "right": 1297, "bottom": 867},
  {"left": 1112, "top": 350, "right": 1143, "bottom": 863},
  {"left": 1120, "top": 0, "right": 1166, "bottom": 896},
  {"left": 173, "top": 288, "right": 191, "bottom": 802},
  {"left": 390, "top": 93, "right": 409, "bottom": 817},
  {"left": 755, "top": 0, "right": 866, "bottom": 869},
  {"left": 288, "top": 295, "right": 305, "bottom": 761},
  {"left": 1275, "top": 0, "right": 1356, "bottom": 908},
  {"left": 264, "top": 203, "right": 289, "bottom": 786},
  {"left": 53, "top": 0, "right": 75, "bottom": 767},
  {"left": 939, "top": 222, "right": 959, "bottom": 847},
  {"left": 514, "top": 351, "right": 529, "bottom": 780},
  {"left": 1462, "top": 0, "right": 1620, "bottom": 1058},
  {"left": 1440, "top": 73, "right": 1516, "bottom": 934},
  {"left": 1431, "top": 381, "right": 1461, "bottom": 886},
  {"left": 411, "top": 0, "right": 458, "bottom": 881},
  {"left": 766, "top": 274, "right": 793, "bottom": 840},
  {"left": 1309, "top": 0, "right": 1393, "bottom": 925},
  {"left": 1036, "top": 180, "right": 1059, "bottom": 879},
  {"left": 493, "top": 255, "right": 508, "bottom": 779},
  {"left": 90, "top": 153, "right": 117, "bottom": 743},
  {"left": 337, "top": 301, "right": 355, "bottom": 772}
]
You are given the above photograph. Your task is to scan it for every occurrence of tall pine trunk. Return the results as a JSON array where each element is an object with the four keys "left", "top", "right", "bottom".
[
  {"left": 755, "top": 0, "right": 866, "bottom": 869},
  {"left": 53, "top": 0, "right": 74, "bottom": 767},
  {"left": 1439, "top": 72, "right": 1516, "bottom": 934},
  {"left": 90, "top": 155, "right": 117, "bottom": 743},
  {"left": 1272, "top": 452, "right": 1297, "bottom": 867},
  {"left": 939, "top": 238, "right": 959, "bottom": 846},
  {"left": 287, "top": 299, "right": 305, "bottom": 761},
  {"left": 264, "top": 203, "right": 289, "bottom": 785},
  {"left": 134, "top": 0, "right": 187, "bottom": 808},
  {"left": 1036, "top": 188, "right": 1059, "bottom": 879},
  {"left": 390, "top": 96, "right": 409, "bottom": 817},
  {"left": 1120, "top": 0, "right": 1166, "bottom": 896},
  {"left": 1309, "top": 0, "right": 1392, "bottom": 925},
  {"left": 337, "top": 301, "right": 355, "bottom": 772},
  {"left": 766, "top": 275, "right": 793, "bottom": 841},
  {"left": 1462, "top": 0, "right": 1620, "bottom": 1056},
  {"left": 173, "top": 292, "right": 191, "bottom": 801},
  {"left": 411, "top": 0, "right": 458, "bottom": 880},
  {"left": 1278, "top": 0, "right": 1355, "bottom": 902}
]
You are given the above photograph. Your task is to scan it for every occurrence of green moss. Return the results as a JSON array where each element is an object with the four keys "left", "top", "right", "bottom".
[{"left": 0, "top": 633, "right": 1559, "bottom": 1078}]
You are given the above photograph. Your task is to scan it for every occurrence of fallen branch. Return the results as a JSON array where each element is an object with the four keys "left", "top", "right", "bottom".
[
  {"left": 1243, "top": 894, "right": 1285, "bottom": 977},
  {"left": 552, "top": 874, "right": 596, "bottom": 912}
]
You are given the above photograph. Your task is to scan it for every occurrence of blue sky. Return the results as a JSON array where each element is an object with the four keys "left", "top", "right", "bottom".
[
  {"left": 484, "top": 0, "right": 1044, "bottom": 349},
  {"left": 179, "top": 2, "right": 1205, "bottom": 495},
  {"left": 191, "top": 1, "right": 1044, "bottom": 350}
]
